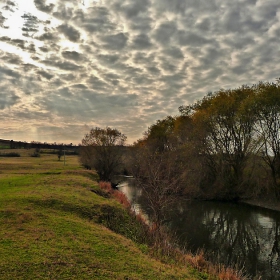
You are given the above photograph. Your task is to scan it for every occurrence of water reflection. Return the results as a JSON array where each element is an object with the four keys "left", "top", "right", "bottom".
[{"left": 118, "top": 178, "right": 280, "bottom": 279}]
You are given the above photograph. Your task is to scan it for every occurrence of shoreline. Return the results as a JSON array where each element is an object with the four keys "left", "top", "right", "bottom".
[
  {"left": 182, "top": 195, "right": 280, "bottom": 212},
  {"left": 240, "top": 198, "right": 280, "bottom": 212}
]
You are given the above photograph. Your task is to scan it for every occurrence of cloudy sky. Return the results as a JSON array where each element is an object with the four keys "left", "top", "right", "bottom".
[{"left": 0, "top": 0, "right": 279, "bottom": 144}]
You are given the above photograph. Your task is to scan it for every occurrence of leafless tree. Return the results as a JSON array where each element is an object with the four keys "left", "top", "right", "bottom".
[{"left": 130, "top": 144, "right": 189, "bottom": 229}]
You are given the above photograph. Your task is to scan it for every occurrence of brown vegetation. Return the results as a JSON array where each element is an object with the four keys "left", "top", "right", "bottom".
[
  {"left": 98, "top": 181, "right": 247, "bottom": 279},
  {"left": 127, "top": 80, "right": 280, "bottom": 203}
]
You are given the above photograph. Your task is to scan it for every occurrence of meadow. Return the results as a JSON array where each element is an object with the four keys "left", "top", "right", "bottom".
[{"left": 0, "top": 149, "right": 210, "bottom": 280}]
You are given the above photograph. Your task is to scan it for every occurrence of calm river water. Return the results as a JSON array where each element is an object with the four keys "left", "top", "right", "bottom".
[{"left": 118, "top": 177, "right": 280, "bottom": 279}]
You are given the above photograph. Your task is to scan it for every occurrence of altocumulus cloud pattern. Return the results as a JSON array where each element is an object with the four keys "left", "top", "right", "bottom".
[{"left": 0, "top": 0, "right": 279, "bottom": 143}]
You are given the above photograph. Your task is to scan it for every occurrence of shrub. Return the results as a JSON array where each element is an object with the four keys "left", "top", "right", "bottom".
[
  {"left": 112, "top": 191, "right": 131, "bottom": 208},
  {"left": 31, "top": 148, "right": 41, "bottom": 157},
  {"left": 0, "top": 152, "right": 20, "bottom": 157},
  {"left": 98, "top": 181, "right": 113, "bottom": 194},
  {"left": 31, "top": 152, "right": 40, "bottom": 157}
]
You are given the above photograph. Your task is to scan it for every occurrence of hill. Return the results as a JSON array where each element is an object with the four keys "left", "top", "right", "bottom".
[{"left": 0, "top": 150, "right": 210, "bottom": 279}]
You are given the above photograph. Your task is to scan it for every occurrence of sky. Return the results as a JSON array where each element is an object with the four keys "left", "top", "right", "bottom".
[{"left": 0, "top": 0, "right": 279, "bottom": 144}]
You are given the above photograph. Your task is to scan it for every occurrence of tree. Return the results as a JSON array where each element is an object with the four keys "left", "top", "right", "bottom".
[
  {"left": 80, "top": 127, "right": 127, "bottom": 181},
  {"left": 129, "top": 137, "right": 189, "bottom": 230},
  {"left": 130, "top": 115, "right": 190, "bottom": 220},
  {"left": 253, "top": 82, "right": 280, "bottom": 197},
  {"left": 180, "top": 86, "right": 257, "bottom": 198},
  {"left": 144, "top": 116, "right": 175, "bottom": 152}
]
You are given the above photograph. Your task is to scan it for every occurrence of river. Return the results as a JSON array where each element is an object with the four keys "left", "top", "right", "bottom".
[{"left": 117, "top": 177, "right": 280, "bottom": 279}]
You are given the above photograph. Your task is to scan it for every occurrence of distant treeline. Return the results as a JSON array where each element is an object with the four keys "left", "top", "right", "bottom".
[
  {"left": 127, "top": 80, "right": 280, "bottom": 201},
  {"left": 0, "top": 139, "right": 79, "bottom": 152}
]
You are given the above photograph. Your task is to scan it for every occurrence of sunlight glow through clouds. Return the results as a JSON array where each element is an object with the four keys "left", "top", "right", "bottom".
[
  {"left": 0, "top": 1, "right": 59, "bottom": 66},
  {"left": 0, "top": 0, "right": 279, "bottom": 144},
  {"left": 2, "top": 1, "right": 52, "bottom": 38}
]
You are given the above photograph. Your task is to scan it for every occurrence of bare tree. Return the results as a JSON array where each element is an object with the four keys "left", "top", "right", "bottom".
[{"left": 130, "top": 144, "right": 188, "bottom": 229}]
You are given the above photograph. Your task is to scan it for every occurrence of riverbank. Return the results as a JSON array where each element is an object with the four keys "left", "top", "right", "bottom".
[
  {"left": 0, "top": 150, "right": 216, "bottom": 280},
  {"left": 241, "top": 198, "right": 280, "bottom": 212}
]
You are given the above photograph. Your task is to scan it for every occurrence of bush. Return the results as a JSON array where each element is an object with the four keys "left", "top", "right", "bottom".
[
  {"left": 0, "top": 152, "right": 20, "bottom": 157},
  {"left": 31, "top": 152, "right": 40, "bottom": 157},
  {"left": 96, "top": 181, "right": 151, "bottom": 244},
  {"left": 31, "top": 148, "right": 41, "bottom": 157},
  {"left": 98, "top": 204, "right": 151, "bottom": 244}
]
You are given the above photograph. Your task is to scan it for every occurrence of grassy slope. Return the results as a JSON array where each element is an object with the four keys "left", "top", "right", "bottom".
[{"left": 0, "top": 150, "right": 207, "bottom": 280}]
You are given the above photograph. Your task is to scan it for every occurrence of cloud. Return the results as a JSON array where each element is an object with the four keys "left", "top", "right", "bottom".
[
  {"left": 0, "top": 51, "right": 22, "bottom": 64},
  {"left": 73, "top": 6, "right": 116, "bottom": 34},
  {"left": 39, "top": 43, "right": 60, "bottom": 53},
  {"left": 37, "top": 69, "right": 54, "bottom": 80},
  {"left": 177, "top": 30, "right": 214, "bottom": 47},
  {"left": 99, "top": 32, "right": 128, "bottom": 50},
  {"left": 153, "top": 21, "right": 178, "bottom": 45},
  {"left": 41, "top": 57, "right": 82, "bottom": 71},
  {"left": 0, "top": 65, "right": 20, "bottom": 79},
  {"left": 21, "top": 13, "right": 40, "bottom": 36},
  {"left": 2, "top": 0, "right": 16, "bottom": 13},
  {"left": 0, "top": 0, "right": 279, "bottom": 144},
  {"left": 62, "top": 50, "right": 83, "bottom": 61},
  {"left": 163, "top": 46, "right": 184, "bottom": 59},
  {"left": 119, "top": 0, "right": 150, "bottom": 19},
  {"left": 0, "top": 91, "right": 19, "bottom": 110},
  {"left": 36, "top": 31, "right": 59, "bottom": 41},
  {"left": 127, "top": 15, "right": 152, "bottom": 32},
  {"left": 52, "top": 3, "right": 73, "bottom": 20},
  {"left": 131, "top": 33, "right": 153, "bottom": 50},
  {"left": 34, "top": 0, "right": 55, "bottom": 13},
  {"left": 57, "top": 23, "right": 81, "bottom": 42},
  {"left": 0, "top": 11, "right": 7, "bottom": 27},
  {"left": 35, "top": 125, "right": 88, "bottom": 143},
  {"left": 86, "top": 75, "right": 111, "bottom": 92},
  {"left": 71, "top": 83, "right": 87, "bottom": 89},
  {"left": 96, "top": 53, "right": 120, "bottom": 65},
  {"left": 0, "top": 36, "right": 26, "bottom": 49}
]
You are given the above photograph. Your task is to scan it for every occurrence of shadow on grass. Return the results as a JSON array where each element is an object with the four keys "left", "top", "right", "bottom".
[
  {"left": 26, "top": 197, "right": 150, "bottom": 245},
  {"left": 27, "top": 198, "right": 101, "bottom": 221}
]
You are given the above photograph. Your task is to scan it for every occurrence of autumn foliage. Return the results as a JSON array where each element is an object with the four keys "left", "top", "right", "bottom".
[
  {"left": 98, "top": 181, "right": 131, "bottom": 208},
  {"left": 129, "top": 80, "right": 280, "bottom": 202}
]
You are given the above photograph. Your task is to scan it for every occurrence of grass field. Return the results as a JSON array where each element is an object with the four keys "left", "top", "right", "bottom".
[{"left": 0, "top": 149, "right": 211, "bottom": 280}]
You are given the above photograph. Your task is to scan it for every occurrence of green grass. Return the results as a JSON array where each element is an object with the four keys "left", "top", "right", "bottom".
[
  {"left": 0, "top": 145, "right": 9, "bottom": 149},
  {"left": 0, "top": 150, "right": 211, "bottom": 279}
]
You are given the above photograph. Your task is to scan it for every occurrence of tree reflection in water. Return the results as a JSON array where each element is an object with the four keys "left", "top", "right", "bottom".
[
  {"left": 119, "top": 179, "right": 280, "bottom": 279},
  {"left": 165, "top": 201, "right": 280, "bottom": 279}
]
